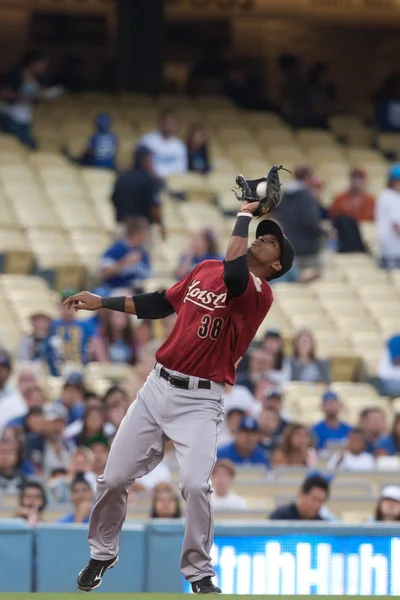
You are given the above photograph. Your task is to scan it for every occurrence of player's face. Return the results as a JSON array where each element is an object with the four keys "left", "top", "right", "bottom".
[{"left": 249, "top": 234, "right": 281, "bottom": 273}]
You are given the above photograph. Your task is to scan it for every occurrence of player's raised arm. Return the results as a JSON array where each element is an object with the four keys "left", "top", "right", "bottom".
[
  {"left": 224, "top": 198, "right": 260, "bottom": 298},
  {"left": 63, "top": 290, "right": 175, "bottom": 319}
]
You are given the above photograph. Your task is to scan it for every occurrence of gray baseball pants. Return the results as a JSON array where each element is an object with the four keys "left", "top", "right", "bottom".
[{"left": 88, "top": 363, "right": 225, "bottom": 582}]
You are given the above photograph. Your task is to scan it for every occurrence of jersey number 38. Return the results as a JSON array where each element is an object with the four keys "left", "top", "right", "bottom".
[{"left": 197, "top": 315, "right": 224, "bottom": 340}]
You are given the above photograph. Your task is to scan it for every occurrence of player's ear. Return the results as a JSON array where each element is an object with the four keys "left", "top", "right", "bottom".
[{"left": 271, "top": 260, "right": 282, "bottom": 274}]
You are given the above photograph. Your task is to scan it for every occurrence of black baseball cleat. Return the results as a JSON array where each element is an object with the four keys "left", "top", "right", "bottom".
[
  {"left": 77, "top": 556, "right": 118, "bottom": 592},
  {"left": 191, "top": 577, "right": 221, "bottom": 594}
]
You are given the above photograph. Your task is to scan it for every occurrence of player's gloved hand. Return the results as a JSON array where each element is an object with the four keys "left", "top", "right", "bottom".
[
  {"left": 233, "top": 165, "right": 291, "bottom": 218},
  {"left": 63, "top": 291, "right": 102, "bottom": 312}
]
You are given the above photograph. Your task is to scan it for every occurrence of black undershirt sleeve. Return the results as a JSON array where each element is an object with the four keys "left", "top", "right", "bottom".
[
  {"left": 133, "top": 290, "right": 175, "bottom": 319},
  {"left": 223, "top": 254, "right": 250, "bottom": 299}
]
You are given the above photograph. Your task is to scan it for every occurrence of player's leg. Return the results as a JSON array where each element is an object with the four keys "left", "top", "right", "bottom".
[
  {"left": 164, "top": 384, "right": 224, "bottom": 592},
  {"left": 77, "top": 372, "right": 165, "bottom": 591}
]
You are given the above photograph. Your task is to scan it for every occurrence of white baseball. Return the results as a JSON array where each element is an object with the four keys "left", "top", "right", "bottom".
[{"left": 256, "top": 181, "right": 267, "bottom": 197}]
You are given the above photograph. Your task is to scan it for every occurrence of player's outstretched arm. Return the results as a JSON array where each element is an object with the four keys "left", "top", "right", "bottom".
[
  {"left": 224, "top": 200, "right": 260, "bottom": 298},
  {"left": 63, "top": 290, "right": 175, "bottom": 319},
  {"left": 63, "top": 291, "right": 136, "bottom": 314}
]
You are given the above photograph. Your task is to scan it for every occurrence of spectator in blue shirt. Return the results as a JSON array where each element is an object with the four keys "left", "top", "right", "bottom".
[
  {"left": 51, "top": 292, "right": 97, "bottom": 365},
  {"left": 375, "top": 413, "right": 400, "bottom": 457},
  {"left": 177, "top": 229, "right": 223, "bottom": 279},
  {"left": 63, "top": 113, "right": 118, "bottom": 170},
  {"left": 217, "top": 416, "right": 268, "bottom": 466},
  {"left": 17, "top": 311, "right": 62, "bottom": 376},
  {"left": 57, "top": 475, "right": 94, "bottom": 524},
  {"left": 359, "top": 407, "right": 387, "bottom": 454},
  {"left": 310, "top": 391, "right": 352, "bottom": 452},
  {"left": 99, "top": 217, "right": 151, "bottom": 291},
  {"left": 55, "top": 372, "right": 86, "bottom": 425}
]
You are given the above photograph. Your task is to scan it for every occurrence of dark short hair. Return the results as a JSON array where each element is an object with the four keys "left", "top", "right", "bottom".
[
  {"left": 226, "top": 408, "right": 245, "bottom": 418},
  {"left": 300, "top": 474, "right": 330, "bottom": 497},
  {"left": 20, "top": 481, "right": 47, "bottom": 512},
  {"left": 71, "top": 475, "right": 92, "bottom": 492},
  {"left": 360, "top": 406, "right": 383, "bottom": 420}
]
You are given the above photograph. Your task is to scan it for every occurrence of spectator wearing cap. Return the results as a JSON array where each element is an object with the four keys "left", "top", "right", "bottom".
[
  {"left": 51, "top": 293, "right": 97, "bottom": 365},
  {"left": 211, "top": 460, "right": 247, "bottom": 511},
  {"left": 269, "top": 474, "right": 330, "bottom": 520},
  {"left": 111, "top": 145, "right": 164, "bottom": 237},
  {"left": 375, "top": 413, "right": 400, "bottom": 457},
  {"left": 275, "top": 163, "right": 325, "bottom": 280},
  {"left": 327, "top": 428, "right": 375, "bottom": 471},
  {"left": 99, "top": 217, "right": 151, "bottom": 292},
  {"left": 372, "top": 485, "right": 400, "bottom": 521},
  {"left": 18, "top": 311, "right": 62, "bottom": 376},
  {"left": 140, "top": 109, "right": 187, "bottom": 179},
  {"left": 258, "top": 407, "right": 284, "bottom": 457},
  {"left": 63, "top": 113, "right": 117, "bottom": 170},
  {"left": 57, "top": 475, "right": 94, "bottom": 524},
  {"left": 377, "top": 334, "right": 400, "bottom": 397},
  {"left": 0, "top": 350, "right": 27, "bottom": 435},
  {"left": 217, "top": 416, "right": 268, "bottom": 466},
  {"left": 376, "top": 164, "right": 400, "bottom": 269},
  {"left": 67, "top": 113, "right": 118, "bottom": 170},
  {"left": 261, "top": 390, "right": 290, "bottom": 434},
  {"left": 310, "top": 391, "right": 352, "bottom": 452},
  {"left": 330, "top": 169, "right": 375, "bottom": 223},
  {"left": 25, "top": 404, "right": 70, "bottom": 477},
  {"left": 55, "top": 372, "right": 86, "bottom": 425}
]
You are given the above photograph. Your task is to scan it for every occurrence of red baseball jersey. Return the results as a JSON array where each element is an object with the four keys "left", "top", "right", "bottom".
[{"left": 156, "top": 260, "right": 273, "bottom": 385}]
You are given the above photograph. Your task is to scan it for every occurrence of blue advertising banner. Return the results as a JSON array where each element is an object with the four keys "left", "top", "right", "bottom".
[{"left": 183, "top": 534, "right": 400, "bottom": 595}]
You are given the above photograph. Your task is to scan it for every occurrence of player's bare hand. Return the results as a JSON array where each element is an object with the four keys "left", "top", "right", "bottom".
[
  {"left": 63, "top": 291, "right": 102, "bottom": 312},
  {"left": 240, "top": 200, "right": 260, "bottom": 215}
]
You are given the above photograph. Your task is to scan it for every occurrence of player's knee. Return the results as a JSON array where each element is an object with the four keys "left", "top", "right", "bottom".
[
  {"left": 180, "top": 474, "right": 209, "bottom": 499},
  {"left": 100, "top": 472, "right": 129, "bottom": 490}
]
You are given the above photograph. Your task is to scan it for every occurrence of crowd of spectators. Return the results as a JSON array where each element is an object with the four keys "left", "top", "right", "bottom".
[
  {"left": 1, "top": 306, "right": 400, "bottom": 525},
  {"left": 2, "top": 53, "right": 400, "bottom": 529}
]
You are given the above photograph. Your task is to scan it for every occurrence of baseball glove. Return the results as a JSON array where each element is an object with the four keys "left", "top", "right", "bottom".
[{"left": 233, "top": 165, "right": 291, "bottom": 218}]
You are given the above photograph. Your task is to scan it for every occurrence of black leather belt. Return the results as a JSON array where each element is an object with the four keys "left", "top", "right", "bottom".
[{"left": 160, "top": 366, "right": 211, "bottom": 390}]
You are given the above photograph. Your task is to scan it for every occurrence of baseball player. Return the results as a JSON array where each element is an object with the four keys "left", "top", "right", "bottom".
[{"left": 64, "top": 168, "right": 294, "bottom": 594}]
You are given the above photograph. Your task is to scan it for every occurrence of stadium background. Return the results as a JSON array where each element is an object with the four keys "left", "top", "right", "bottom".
[{"left": 1, "top": 0, "right": 400, "bottom": 595}]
